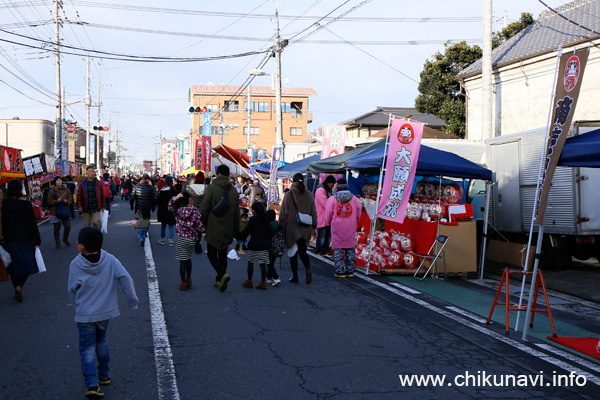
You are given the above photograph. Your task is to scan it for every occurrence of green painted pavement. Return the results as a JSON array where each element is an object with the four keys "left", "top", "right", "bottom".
[{"left": 387, "top": 275, "right": 600, "bottom": 364}]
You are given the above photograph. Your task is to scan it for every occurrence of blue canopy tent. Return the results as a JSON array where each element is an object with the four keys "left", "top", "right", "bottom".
[
  {"left": 277, "top": 154, "right": 321, "bottom": 179},
  {"left": 347, "top": 144, "right": 492, "bottom": 180},
  {"left": 558, "top": 128, "right": 600, "bottom": 167},
  {"left": 251, "top": 159, "right": 288, "bottom": 174}
]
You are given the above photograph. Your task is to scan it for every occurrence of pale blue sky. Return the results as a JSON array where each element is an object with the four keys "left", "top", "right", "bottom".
[{"left": 0, "top": 0, "right": 560, "bottom": 162}]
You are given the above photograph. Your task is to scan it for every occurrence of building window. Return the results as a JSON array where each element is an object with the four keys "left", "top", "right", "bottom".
[
  {"left": 206, "top": 104, "right": 218, "bottom": 112},
  {"left": 224, "top": 101, "right": 239, "bottom": 111},
  {"left": 281, "top": 101, "right": 303, "bottom": 118},
  {"left": 243, "top": 127, "right": 259, "bottom": 135},
  {"left": 214, "top": 126, "right": 229, "bottom": 135},
  {"left": 290, "top": 127, "right": 303, "bottom": 136},
  {"left": 243, "top": 101, "right": 270, "bottom": 112}
]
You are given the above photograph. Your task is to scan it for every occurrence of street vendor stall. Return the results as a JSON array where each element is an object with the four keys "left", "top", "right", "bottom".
[
  {"left": 336, "top": 130, "right": 492, "bottom": 277},
  {"left": 23, "top": 153, "right": 55, "bottom": 219}
]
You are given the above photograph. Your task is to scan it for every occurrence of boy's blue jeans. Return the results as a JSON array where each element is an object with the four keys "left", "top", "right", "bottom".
[
  {"left": 137, "top": 228, "right": 148, "bottom": 242},
  {"left": 77, "top": 320, "right": 110, "bottom": 388},
  {"left": 161, "top": 223, "right": 174, "bottom": 240}
]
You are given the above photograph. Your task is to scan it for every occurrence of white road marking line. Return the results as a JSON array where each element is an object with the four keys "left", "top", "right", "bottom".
[
  {"left": 144, "top": 235, "right": 180, "bottom": 400},
  {"left": 534, "top": 343, "right": 600, "bottom": 374},
  {"left": 312, "top": 252, "right": 600, "bottom": 382},
  {"left": 389, "top": 282, "right": 422, "bottom": 295},
  {"left": 445, "top": 306, "right": 489, "bottom": 324}
]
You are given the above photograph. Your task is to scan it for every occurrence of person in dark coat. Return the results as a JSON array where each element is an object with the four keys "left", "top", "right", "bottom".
[
  {"left": 244, "top": 179, "right": 266, "bottom": 205},
  {"left": 200, "top": 164, "right": 240, "bottom": 292},
  {"left": 130, "top": 174, "right": 156, "bottom": 213},
  {"left": 157, "top": 177, "right": 177, "bottom": 246},
  {"left": 235, "top": 201, "right": 273, "bottom": 290},
  {"left": 1, "top": 179, "right": 41, "bottom": 303},
  {"left": 279, "top": 173, "right": 318, "bottom": 284}
]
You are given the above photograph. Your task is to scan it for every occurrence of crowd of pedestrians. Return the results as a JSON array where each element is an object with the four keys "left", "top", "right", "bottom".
[{"left": 1, "top": 163, "right": 361, "bottom": 399}]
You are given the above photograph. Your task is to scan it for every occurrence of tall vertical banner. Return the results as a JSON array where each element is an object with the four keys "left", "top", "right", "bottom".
[
  {"left": 202, "top": 110, "right": 212, "bottom": 137},
  {"left": 321, "top": 124, "right": 346, "bottom": 181},
  {"left": 194, "top": 139, "right": 203, "bottom": 169},
  {"left": 173, "top": 151, "right": 180, "bottom": 174},
  {"left": 202, "top": 136, "right": 212, "bottom": 172},
  {"left": 377, "top": 119, "right": 423, "bottom": 224},
  {"left": 268, "top": 146, "right": 283, "bottom": 204},
  {"left": 535, "top": 48, "right": 588, "bottom": 224}
]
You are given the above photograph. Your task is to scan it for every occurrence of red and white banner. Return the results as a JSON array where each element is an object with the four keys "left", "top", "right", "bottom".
[
  {"left": 194, "top": 139, "right": 203, "bottom": 169},
  {"left": 322, "top": 124, "right": 346, "bottom": 158},
  {"left": 202, "top": 136, "right": 212, "bottom": 173},
  {"left": 173, "top": 151, "right": 180, "bottom": 174},
  {"left": 321, "top": 124, "right": 346, "bottom": 181},
  {"left": 377, "top": 119, "right": 423, "bottom": 224}
]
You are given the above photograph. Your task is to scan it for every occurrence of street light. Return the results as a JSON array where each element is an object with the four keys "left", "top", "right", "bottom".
[{"left": 249, "top": 69, "right": 283, "bottom": 152}]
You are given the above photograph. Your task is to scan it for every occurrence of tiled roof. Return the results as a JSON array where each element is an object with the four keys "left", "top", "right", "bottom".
[
  {"left": 340, "top": 107, "right": 445, "bottom": 128},
  {"left": 460, "top": 0, "right": 600, "bottom": 79},
  {"left": 190, "top": 85, "right": 316, "bottom": 98}
]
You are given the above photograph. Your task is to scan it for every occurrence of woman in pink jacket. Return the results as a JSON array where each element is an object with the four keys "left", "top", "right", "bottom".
[
  {"left": 324, "top": 178, "right": 361, "bottom": 278},
  {"left": 314, "top": 175, "right": 336, "bottom": 255}
]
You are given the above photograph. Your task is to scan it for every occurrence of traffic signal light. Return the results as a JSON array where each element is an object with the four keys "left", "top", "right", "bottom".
[
  {"left": 93, "top": 126, "right": 109, "bottom": 131},
  {"left": 188, "top": 106, "right": 208, "bottom": 113}
]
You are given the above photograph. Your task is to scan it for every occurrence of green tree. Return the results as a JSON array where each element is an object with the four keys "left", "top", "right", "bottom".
[
  {"left": 492, "top": 12, "right": 535, "bottom": 48},
  {"left": 415, "top": 41, "right": 482, "bottom": 138}
]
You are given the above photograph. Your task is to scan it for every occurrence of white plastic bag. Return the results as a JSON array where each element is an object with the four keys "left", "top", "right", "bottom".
[
  {"left": 100, "top": 210, "right": 109, "bottom": 234},
  {"left": 0, "top": 245, "right": 11, "bottom": 266},
  {"left": 287, "top": 243, "right": 298, "bottom": 257},
  {"left": 227, "top": 249, "right": 240, "bottom": 260},
  {"left": 35, "top": 248, "right": 46, "bottom": 273}
]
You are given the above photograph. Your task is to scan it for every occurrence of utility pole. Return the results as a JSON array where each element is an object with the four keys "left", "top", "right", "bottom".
[
  {"left": 61, "top": 86, "right": 67, "bottom": 160},
  {"left": 247, "top": 86, "right": 252, "bottom": 155},
  {"left": 274, "top": 0, "right": 284, "bottom": 150},
  {"left": 85, "top": 54, "right": 91, "bottom": 165},
  {"left": 97, "top": 82, "right": 102, "bottom": 170},
  {"left": 482, "top": 0, "right": 493, "bottom": 142},
  {"left": 54, "top": 0, "right": 63, "bottom": 160}
]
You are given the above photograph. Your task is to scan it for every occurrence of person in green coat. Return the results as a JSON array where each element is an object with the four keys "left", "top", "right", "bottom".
[{"left": 200, "top": 165, "right": 240, "bottom": 292}]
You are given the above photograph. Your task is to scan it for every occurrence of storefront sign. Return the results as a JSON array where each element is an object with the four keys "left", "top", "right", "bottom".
[
  {"left": 0, "top": 146, "right": 24, "bottom": 175},
  {"left": 535, "top": 48, "right": 589, "bottom": 224},
  {"left": 377, "top": 119, "right": 423, "bottom": 224},
  {"left": 23, "top": 153, "right": 55, "bottom": 177}
]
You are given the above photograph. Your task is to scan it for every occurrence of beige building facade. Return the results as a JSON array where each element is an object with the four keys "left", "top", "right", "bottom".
[{"left": 188, "top": 85, "right": 316, "bottom": 154}]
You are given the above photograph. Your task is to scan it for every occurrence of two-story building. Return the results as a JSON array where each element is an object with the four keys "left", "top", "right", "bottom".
[{"left": 188, "top": 84, "right": 316, "bottom": 155}]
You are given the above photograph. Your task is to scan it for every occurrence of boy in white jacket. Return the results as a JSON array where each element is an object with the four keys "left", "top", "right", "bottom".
[{"left": 68, "top": 227, "right": 139, "bottom": 399}]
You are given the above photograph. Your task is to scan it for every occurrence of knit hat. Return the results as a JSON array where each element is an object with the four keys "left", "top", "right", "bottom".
[{"left": 336, "top": 178, "right": 348, "bottom": 190}]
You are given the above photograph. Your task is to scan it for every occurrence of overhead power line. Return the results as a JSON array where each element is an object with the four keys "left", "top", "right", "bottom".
[
  {"left": 1, "top": 1, "right": 481, "bottom": 23},
  {"left": 0, "top": 27, "right": 270, "bottom": 62},
  {"left": 62, "top": 20, "right": 478, "bottom": 45}
]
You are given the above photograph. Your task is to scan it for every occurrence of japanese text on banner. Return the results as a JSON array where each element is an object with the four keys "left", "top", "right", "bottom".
[
  {"left": 535, "top": 48, "right": 588, "bottom": 224},
  {"left": 377, "top": 120, "right": 423, "bottom": 224}
]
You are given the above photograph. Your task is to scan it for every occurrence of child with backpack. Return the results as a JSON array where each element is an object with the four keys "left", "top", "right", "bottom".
[
  {"left": 168, "top": 192, "right": 202, "bottom": 291},
  {"left": 235, "top": 201, "right": 273, "bottom": 290},
  {"left": 102, "top": 173, "right": 115, "bottom": 215},
  {"left": 266, "top": 209, "right": 283, "bottom": 286},
  {"left": 134, "top": 204, "right": 151, "bottom": 247}
]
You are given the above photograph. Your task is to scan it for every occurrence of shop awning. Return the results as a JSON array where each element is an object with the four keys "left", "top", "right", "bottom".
[
  {"left": 213, "top": 144, "right": 250, "bottom": 169},
  {"left": 307, "top": 139, "right": 386, "bottom": 173},
  {"left": 558, "top": 128, "right": 600, "bottom": 168},
  {"left": 277, "top": 154, "right": 321, "bottom": 179},
  {"left": 347, "top": 144, "right": 492, "bottom": 181}
]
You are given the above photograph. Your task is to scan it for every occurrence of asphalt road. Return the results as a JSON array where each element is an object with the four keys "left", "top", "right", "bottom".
[{"left": 1, "top": 198, "right": 598, "bottom": 400}]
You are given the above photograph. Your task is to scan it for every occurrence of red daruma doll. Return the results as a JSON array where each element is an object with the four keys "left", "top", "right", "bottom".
[
  {"left": 388, "top": 250, "right": 404, "bottom": 269},
  {"left": 404, "top": 252, "right": 419, "bottom": 269}
]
